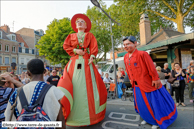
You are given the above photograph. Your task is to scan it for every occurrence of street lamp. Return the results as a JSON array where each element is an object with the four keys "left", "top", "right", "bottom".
[
  {"left": 91, "top": 0, "right": 121, "bottom": 98},
  {"left": 90, "top": 0, "right": 121, "bottom": 26}
]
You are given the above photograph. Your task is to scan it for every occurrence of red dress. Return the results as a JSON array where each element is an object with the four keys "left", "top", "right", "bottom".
[{"left": 57, "top": 32, "right": 107, "bottom": 126}]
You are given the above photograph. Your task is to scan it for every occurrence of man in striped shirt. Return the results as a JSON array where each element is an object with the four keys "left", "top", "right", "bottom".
[{"left": 0, "top": 73, "right": 23, "bottom": 128}]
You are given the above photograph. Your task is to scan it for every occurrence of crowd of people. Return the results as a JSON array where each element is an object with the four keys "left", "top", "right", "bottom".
[
  {"left": 5, "top": 69, "right": 61, "bottom": 87},
  {"left": 156, "top": 60, "right": 194, "bottom": 106}
]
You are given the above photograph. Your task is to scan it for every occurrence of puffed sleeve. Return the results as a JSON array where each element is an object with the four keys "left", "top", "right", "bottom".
[
  {"left": 89, "top": 33, "right": 98, "bottom": 58},
  {"left": 63, "top": 34, "right": 76, "bottom": 56},
  {"left": 142, "top": 52, "right": 160, "bottom": 81}
]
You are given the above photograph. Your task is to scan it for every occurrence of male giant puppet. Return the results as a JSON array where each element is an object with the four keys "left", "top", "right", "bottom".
[
  {"left": 123, "top": 36, "right": 177, "bottom": 129},
  {"left": 57, "top": 14, "right": 107, "bottom": 126}
]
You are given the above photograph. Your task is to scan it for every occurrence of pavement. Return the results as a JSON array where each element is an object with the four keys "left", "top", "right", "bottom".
[{"left": 107, "top": 87, "right": 194, "bottom": 111}]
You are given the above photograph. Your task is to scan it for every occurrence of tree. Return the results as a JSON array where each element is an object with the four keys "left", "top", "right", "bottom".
[
  {"left": 114, "top": 0, "right": 194, "bottom": 33},
  {"left": 111, "top": 0, "right": 175, "bottom": 39},
  {"left": 86, "top": 1, "right": 122, "bottom": 61},
  {"left": 36, "top": 18, "right": 74, "bottom": 67}
]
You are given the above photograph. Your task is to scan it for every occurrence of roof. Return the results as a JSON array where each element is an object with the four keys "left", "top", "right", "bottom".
[
  {"left": 138, "top": 32, "right": 194, "bottom": 51},
  {"left": 0, "top": 29, "right": 10, "bottom": 40},
  {"left": 15, "top": 34, "right": 29, "bottom": 48},
  {"left": 10, "top": 32, "right": 29, "bottom": 48},
  {"left": 147, "top": 27, "right": 185, "bottom": 45}
]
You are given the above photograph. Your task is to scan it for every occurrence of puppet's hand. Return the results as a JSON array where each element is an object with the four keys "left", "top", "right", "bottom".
[
  {"left": 88, "top": 56, "right": 94, "bottom": 65},
  {"left": 152, "top": 79, "right": 161, "bottom": 89},
  {"left": 76, "top": 49, "right": 85, "bottom": 56}
]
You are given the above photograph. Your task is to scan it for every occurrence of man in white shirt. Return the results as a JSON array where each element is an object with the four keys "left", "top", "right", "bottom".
[{"left": 4, "top": 59, "right": 66, "bottom": 129}]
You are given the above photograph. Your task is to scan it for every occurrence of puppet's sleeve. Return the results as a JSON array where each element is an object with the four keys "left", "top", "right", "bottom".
[
  {"left": 63, "top": 34, "right": 76, "bottom": 56},
  {"left": 89, "top": 33, "right": 98, "bottom": 58},
  {"left": 143, "top": 52, "right": 159, "bottom": 81}
]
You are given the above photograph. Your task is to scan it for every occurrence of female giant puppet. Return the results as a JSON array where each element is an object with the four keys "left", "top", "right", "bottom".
[{"left": 57, "top": 14, "right": 107, "bottom": 127}]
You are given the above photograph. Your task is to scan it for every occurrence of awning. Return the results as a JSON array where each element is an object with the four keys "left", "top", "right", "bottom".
[
  {"left": 117, "top": 32, "right": 194, "bottom": 57},
  {"left": 138, "top": 32, "right": 194, "bottom": 51},
  {"left": 117, "top": 52, "right": 127, "bottom": 57}
]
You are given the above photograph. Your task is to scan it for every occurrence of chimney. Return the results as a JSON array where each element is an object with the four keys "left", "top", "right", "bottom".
[
  {"left": 139, "top": 14, "right": 151, "bottom": 45},
  {"left": 0, "top": 24, "right": 10, "bottom": 34}
]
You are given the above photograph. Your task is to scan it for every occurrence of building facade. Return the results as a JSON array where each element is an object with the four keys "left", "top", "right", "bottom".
[
  {"left": 0, "top": 26, "right": 19, "bottom": 74},
  {"left": 16, "top": 28, "right": 52, "bottom": 71}
]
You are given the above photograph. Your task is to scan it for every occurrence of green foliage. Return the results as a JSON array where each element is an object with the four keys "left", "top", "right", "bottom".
[
  {"left": 86, "top": 1, "right": 122, "bottom": 61},
  {"left": 113, "top": 0, "right": 194, "bottom": 34},
  {"left": 111, "top": 0, "right": 175, "bottom": 39},
  {"left": 36, "top": 18, "right": 74, "bottom": 67}
]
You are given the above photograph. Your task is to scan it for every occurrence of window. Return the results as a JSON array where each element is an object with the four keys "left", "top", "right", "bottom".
[
  {"left": 21, "top": 58, "right": 24, "bottom": 64},
  {"left": 0, "top": 56, "right": 2, "bottom": 64},
  {"left": 12, "top": 46, "right": 16, "bottom": 53},
  {"left": 0, "top": 44, "right": 2, "bottom": 51},
  {"left": 19, "top": 47, "right": 22, "bottom": 53},
  {"left": 12, "top": 35, "right": 16, "bottom": 40},
  {"left": 26, "top": 58, "right": 30, "bottom": 63},
  {"left": 5, "top": 57, "right": 9, "bottom": 65},
  {"left": 12, "top": 57, "right": 16, "bottom": 63},
  {"left": 25, "top": 48, "right": 29, "bottom": 53},
  {"left": 32, "top": 49, "right": 34, "bottom": 54},
  {"left": 5, "top": 45, "right": 9, "bottom": 52},
  {"left": 36, "top": 39, "right": 39, "bottom": 44}
]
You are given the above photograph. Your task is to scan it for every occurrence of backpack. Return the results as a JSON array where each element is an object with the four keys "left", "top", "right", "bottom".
[{"left": 15, "top": 83, "right": 53, "bottom": 128}]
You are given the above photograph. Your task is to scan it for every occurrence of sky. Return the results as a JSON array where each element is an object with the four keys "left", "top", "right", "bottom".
[
  {"left": 1, "top": 0, "right": 192, "bottom": 34},
  {"left": 1, "top": 0, "right": 114, "bottom": 33}
]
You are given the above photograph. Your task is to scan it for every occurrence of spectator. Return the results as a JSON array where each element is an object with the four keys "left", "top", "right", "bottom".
[
  {"left": 156, "top": 66, "right": 166, "bottom": 86},
  {"left": 189, "top": 60, "right": 194, "bottom": 67},
  {"left": 172, "top": 63, "right": 186, "bottom": 107},
  {"left": 121, "top": 68, "right": 126, "bottom": 77},
  {"left": 153, "top": 62, "right": 157, "bottom": 68},
  {"left": 4, "top": 59, "right": 66, "bottom": 128},
  {"left": 0, "top": 72, "right": 23, "bottom": 128},
  {"left": 117, "top": 67, "right": 124, "bottom": 80},
  {"left": 186, "top": 65, "right": 194, "bottom": 103},
  {"left": 95, "top": 64, "right": 102, "bottom": 76},
  {"left": 13, "top": 75, "right": 21, "bottom": 82},
  {"left": 103, "top": 73, "right": 111, "bottom": 91},
  {"left": 162, "top": 63, "right": 171, "bottom": 93},
  {"left": 186, "top": 60, "right": 194, "bottom": 83},
  {"left": 44, "top": 69, "right": 50, "bottom": 83},
  {"left": 117, "top": 67, "right": 126, "bottom": 95},
  {"left": 170, "top": 63, "right": 175, "bottom": 96},
  {"left": 47, "top": 70, "right": 60, "bottom": 86},
  {"left": 10, "top": 71, "right": 14, "bottom": 75},
  {"left": 20, "top": 72, "right": 30, "bottom": 85}
]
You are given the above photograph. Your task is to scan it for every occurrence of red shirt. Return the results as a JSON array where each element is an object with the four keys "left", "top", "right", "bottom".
[{"left": 124, "top": 49, "right": 162, "bottom": 92}]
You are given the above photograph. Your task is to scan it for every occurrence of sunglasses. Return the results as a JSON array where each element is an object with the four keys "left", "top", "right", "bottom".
[{"left": 123, "top": 37, "right": 134, "bottom": 43}]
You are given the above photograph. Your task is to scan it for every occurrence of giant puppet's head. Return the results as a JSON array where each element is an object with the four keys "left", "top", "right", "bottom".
[{"left": 71, "top": 14, "right": 91, "bottom": 33}]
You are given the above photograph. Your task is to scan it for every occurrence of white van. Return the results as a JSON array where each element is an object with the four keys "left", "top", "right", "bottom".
[{"left": 101, "top": 57, "right": 125, "bottom": 80}]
